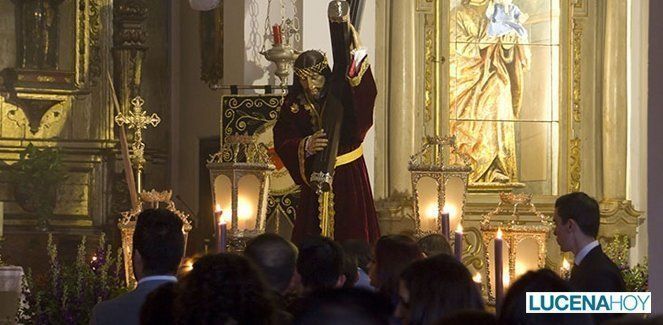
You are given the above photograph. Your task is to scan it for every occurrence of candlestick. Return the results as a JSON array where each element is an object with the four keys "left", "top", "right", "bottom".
[
  {"left": 272, "top": 24, "right": 282, "bottom": 45},
  {"left": 495, "top": 228, "right": 504, "bottom": 311},
  {"left": 214, "top": 205, "right": 227, "bottom": 253},
  {"left": 441, "top": 212, "right": 450, "bottom": 240},
  {"left": 454, "top": 223, "right": 463, "bottom": 262}
]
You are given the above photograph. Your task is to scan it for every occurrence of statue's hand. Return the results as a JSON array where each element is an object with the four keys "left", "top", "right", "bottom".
[
  {"left": 500, "top": 32, "right": 519, "bottom": 49},
  {"left": 306, "top": 129, "right": 328, "bottom": 156}
]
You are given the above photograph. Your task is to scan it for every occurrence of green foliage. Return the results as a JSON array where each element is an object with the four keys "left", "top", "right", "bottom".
[
  {"left": 604, "top": 235, "right": 648, "bottom": 292},
  {"left": 16, "top": 234, "right": 127, "bottom": 324},
  {"left": 7, "top": 143, "right": 67, "bottom": 226}
]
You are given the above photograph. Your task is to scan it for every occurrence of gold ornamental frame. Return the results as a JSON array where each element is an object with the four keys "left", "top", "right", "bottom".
[
  {"left": 421, "top": 0, "right": 574, "bottom": 192},
  {"left": 409, "top": 135, "right": 471, "bottom": 235},
  {"left": 118, "top": 190, "right": 193, "bottom": 288},
  {"left": 479, "top": 193, "right": 552, "bottom": 304}
]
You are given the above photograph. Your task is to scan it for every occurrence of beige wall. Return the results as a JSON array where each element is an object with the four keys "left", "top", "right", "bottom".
[{"left": 174, "top": 1, "right": 245, "bottom": 214}]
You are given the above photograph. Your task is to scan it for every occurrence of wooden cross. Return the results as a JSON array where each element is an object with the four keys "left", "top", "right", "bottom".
[{"left": 114, "top": 96, "right": 161, "bottom": 190}]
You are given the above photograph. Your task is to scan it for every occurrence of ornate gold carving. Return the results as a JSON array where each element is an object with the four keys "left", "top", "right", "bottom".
[
  {"left": 572, "top": 20, "right": 582, "bottom": 123},
  {"left": 424, "top": 14, "right": 435, "bottom": 123},
  {"left": 568, "top": 12, "right": 583, "bottom": 193},
  {"left": 375, "top": 190, "right": 414, "bottom": 221},
  {"left": 573, "top": 0, "right": 583, "bottom": 9},
  {"left": 210, "top": 134, "right": 272, "bottom": 166},
  {"left": 598, "top": 199, "right": 644, "bottom": 243},
  {"left": 480, "top": 194, "right": 552, "bottom": 303},
  {"left": 88, "top": 0, "right": 102, "bottom": 85},
  {"left": 409, "top": 136, "right": 472, "bottom": 234},
  {"left": 462, "top": 226, "right": 485, "bottom": 270},
  {"left": 568, "top": 137, "right": 581, "bottom": 192},
  {"left": 118, "top": 189, "right": 193, "bottom": 287},
  {"left": 114, "top": 96, "right": 161, "bottom": 169}
]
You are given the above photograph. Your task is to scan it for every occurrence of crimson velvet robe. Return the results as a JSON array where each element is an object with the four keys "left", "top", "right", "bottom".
[{"left": 273, "top": 65, "right": 380, "bottom": 244}]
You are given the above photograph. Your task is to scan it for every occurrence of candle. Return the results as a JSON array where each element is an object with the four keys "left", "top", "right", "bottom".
[
  {"left": 214, "top": 205, "right": 227, "bottom": 253},
  {"left": 494, "top": 229, "right": 505, "bottom": 307},
  {"left": 272, "top": 24, "right": 282, "bottom": 45},
  {"left": 441, "top": 212, "right": 450, "bottom": 240},
  {"left": 495, "top": 228, "right": 504, "bottom": 311},
  {"left": 473, "top": 272, "right": 483, "bottom": 294},
  {"left": 454, "top": 223, "right": 463, "bottom": 262}
]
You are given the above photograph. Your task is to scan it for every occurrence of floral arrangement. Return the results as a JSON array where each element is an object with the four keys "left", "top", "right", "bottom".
[
  {"left": 16, "top": 234, "right": 127, "bottom": 324},
  {"left": 604, "top": 235, "right": 648, "bottom": 292}
]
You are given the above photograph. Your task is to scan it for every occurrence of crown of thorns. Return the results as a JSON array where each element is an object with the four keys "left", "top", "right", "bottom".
[{"left": 294, "top": 54, "right": 329, "bottom": 79}]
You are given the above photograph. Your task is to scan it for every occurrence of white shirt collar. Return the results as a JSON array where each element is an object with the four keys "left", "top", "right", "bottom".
[
  {"left": 574, "top": 240, "right": 599, "bottom": 266},
  {"left": 137, "top": 275, "right": 177, "bottom": 286}
]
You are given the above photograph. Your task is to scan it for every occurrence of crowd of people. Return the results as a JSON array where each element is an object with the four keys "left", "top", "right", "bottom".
[{"left": 89, "top": 192, "right": 657, "bottom": 325}]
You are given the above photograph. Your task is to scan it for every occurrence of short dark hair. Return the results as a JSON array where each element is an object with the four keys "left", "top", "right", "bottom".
[
  {"left": 294, "top": 288, "right": 392, "bottom": 325},
  {"left": 498, "top": 269, "right": 592, "bottom": 325},
  {"left": 373, "top": 235, "right": 422, "bottom": 299},
  {"left": 244, "top": 233, "right": 298, "bottom": 293},
  {"left": 555, "top": 192, "right": 600, "bottom": 238},
  {"left": 176, "top": 253, "right": 276, "bottom": 324},
  {"left": 400, "top": 254, "right": 484, "bottom": 325},
  {"left": 417, "top": 234, "right": 452, "bottom": 257},
  {"left": 133, "top": 209, "right": 185, "bottom": 275},
  {"left": 297, "top": 236, "right": 344, "bottom": 290}
]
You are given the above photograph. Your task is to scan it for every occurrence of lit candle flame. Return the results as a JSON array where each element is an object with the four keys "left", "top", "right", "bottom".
[
  {"left": 426, "top": 204, "right": 438, "bottom": 219},
  {"left": 442, "top": 204, "right": 457, "bottom": 218},
  {"left": 214, "top": 204, "right": 225, "bottom": 225},
  {"left": 496, "top": 228, "right": 503, "bottom": 239},
  {"left": 562, "top": 258, "right": 571, "bottom": 271},
  {"left": 473, "top": 272, "right": 482, "bottom": 283},
  {"left": 182, "top": 258, "right": 194, "bottom": 273},
  {"left": 503, "top": 274, "right": 511, "bottom": 288},
  {"left": 456, "top": 223, "right": 463, "bottom": 233}
]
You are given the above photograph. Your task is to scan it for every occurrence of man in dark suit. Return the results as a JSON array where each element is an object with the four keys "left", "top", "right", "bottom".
[
  {"left": 90, "top": 209, "right": 185, "bottom": 325},
  {"left": 553, "top": 192, "right": 626, "bottom": 323}
]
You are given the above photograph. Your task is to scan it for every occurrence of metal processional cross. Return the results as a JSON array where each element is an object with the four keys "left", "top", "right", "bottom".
[{"left": 114, "top": 96, "right": 161, "bottom": 192}]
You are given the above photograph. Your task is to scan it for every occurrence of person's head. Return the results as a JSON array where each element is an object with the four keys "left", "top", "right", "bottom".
[
  {"left": 293, "top": 50, "right": 332, "bottom": 100},
  {"left": 244, "top": 233, "right": 299, "bottom": 294},
  {"left": 297, "top": 236, "right": 346, "bottom": 291},
  {"left": 140, "top": 282, "right": 176, "bottom": 325},
  {"left": 498, "top": 269, "right": 593, "bottom": 325},
  {"left": 434, "top": 310, "right": 497, "bottom": 325},
  {"left": 417, "top": 234, "right": 452, "bottom": 257},
  {"left": 396, "top": 254, "right": 484, "bottom": 325},
  {"left": 294, "top": 288, "right": 393, "bottom": 325},
  {"left": 553, "top": 192, "right": 600, "bottom": 253},
  {"left": 341, "top": 239, "right": 373, "bottom": 272},
  {"left": 132, "top": 209, "right": 185, "bottom": 279},
  {"left": 370, "top": 235, "right": 423, "bottom": 299},
  {"left": 176, "top": 253, "right": 275, "bottom": 324}
]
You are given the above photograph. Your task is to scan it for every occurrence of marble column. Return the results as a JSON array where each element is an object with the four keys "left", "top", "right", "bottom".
[
  {"left": 385, "top": 0, "right": 416, "bottom": 195},
  {"left": 601, "top": 0, "right": 628, "bottom": 200}
]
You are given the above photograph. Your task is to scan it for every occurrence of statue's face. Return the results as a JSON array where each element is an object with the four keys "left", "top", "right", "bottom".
[{"left": 299, "top": 73, "right": 326, "bottom": 100}]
